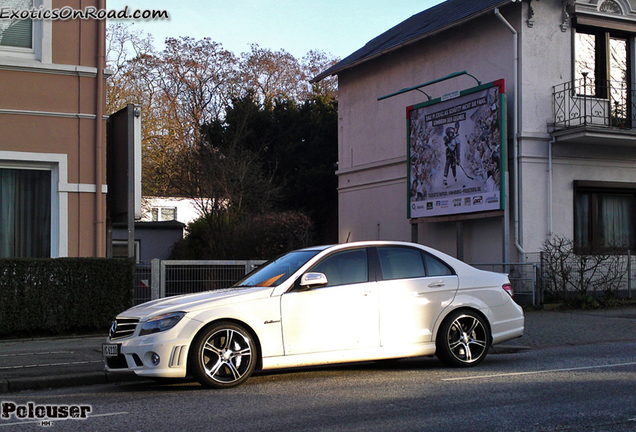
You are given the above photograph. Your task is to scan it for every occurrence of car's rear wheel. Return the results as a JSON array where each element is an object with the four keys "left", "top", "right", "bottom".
[
  {"left": 436, "top": 310, "right": 490, "bottom": 367},
  {"left": 189, "top": 321, "right": 258, "bottom": 389}
]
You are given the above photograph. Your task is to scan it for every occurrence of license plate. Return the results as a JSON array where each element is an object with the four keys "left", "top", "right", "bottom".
[{"left": 102, "top": 343, "right": 120, "bottom": 358}]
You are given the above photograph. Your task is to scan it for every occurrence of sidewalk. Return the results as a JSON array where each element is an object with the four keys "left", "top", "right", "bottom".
[{"left": 2, "top": 306, "right": 636, "bottom": 393}]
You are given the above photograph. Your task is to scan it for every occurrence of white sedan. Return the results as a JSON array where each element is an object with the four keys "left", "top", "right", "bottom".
[{"left": 103, "top": 241, "right": 524, "bottom": 388}]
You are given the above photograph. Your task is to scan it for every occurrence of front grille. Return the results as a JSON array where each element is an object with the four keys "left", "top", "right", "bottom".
[{"left": 109, "top": 318, "right": 139, "bottom": 340}]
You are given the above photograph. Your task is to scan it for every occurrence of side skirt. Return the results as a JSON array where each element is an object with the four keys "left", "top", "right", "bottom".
[{"left": 261, "top": 343, "right": 437, "bottom": 370}]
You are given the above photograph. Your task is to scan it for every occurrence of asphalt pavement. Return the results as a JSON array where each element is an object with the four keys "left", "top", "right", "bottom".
[{"left": 2, "top": 306, "right": 636, "bottom": 393}]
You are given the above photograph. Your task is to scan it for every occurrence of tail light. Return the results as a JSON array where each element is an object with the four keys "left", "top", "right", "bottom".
[{"left": 502, "top": 283, "right": 514, "bottom": 298}]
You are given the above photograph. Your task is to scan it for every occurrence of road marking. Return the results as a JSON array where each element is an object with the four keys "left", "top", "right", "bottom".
[
  {"left": 0, "top": 360, "right": 103, "bottom": 370},
  {"left": 0, "top": 412, "right": 129, "bottom": 427},
  {"left": 0, "top": 351, "right": 72, "bottom": 358},
  {"left": 443, "top": 361, "right": 636, "bottom": 381}
]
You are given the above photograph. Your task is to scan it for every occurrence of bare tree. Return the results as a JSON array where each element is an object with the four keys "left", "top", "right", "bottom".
[
  {"left": 105, "top": 25, "right": 339, "bottom": 225},
  {"left": 301, "top": 49, "right": 339, "bottom": 101},
  {"left": 238, "top": 44, "right": 339, "bottom": 104},
  {"left": 238, "top": 44, "right": 304, "bottom": 104}
]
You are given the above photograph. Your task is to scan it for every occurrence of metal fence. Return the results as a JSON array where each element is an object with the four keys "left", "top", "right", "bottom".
[
  {"left": 471, "top": 262, "right": 540, "bottom": 306},
  {"left": 134, "top": 260, "right": 266, "bottom": 305},
  {"left": 134, "top": 259, "right": 541, "bottom": 306},
  {"left": 133, "top": 255, "right": 634, "bottom": 307}
]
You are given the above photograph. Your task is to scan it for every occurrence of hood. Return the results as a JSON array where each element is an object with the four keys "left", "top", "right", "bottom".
[{"left": 119, "top": 286, "right": 274, "bottom": 320}]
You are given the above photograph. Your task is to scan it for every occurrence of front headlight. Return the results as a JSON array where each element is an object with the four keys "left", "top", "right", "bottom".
[{"left": 139, "top": 312, "right": 186, "bottom": 336}]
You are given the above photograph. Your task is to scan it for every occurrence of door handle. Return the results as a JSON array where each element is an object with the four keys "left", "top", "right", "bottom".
[{"left": 428, "top": 281, "right": 445, "bottom": 288}]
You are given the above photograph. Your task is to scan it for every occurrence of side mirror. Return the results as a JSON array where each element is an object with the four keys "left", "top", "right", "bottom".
[{"left": 299, "top": 272, "right": 328, "bottom": 289}]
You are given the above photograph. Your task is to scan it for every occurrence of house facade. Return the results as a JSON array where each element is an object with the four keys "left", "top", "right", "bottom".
[
  {"left": 314, "top": 0, "right": 636, "bottom": 264},
  {"left": 0, "top": 0, "right": 107, "bottom": 258}
]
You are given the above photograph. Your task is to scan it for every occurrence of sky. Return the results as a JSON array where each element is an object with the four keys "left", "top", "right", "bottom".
[{"left": 106, "top": 0, "right": 444, "bottom": 60}]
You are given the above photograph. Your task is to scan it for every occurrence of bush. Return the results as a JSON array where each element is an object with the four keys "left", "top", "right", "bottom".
[
  {"left": 171, "top": 210, "right": 313, "bottom": 260},
  {"left": 0, "top": 258, "right": 134, "bottom": 337},
  {"left": 541, "top": 236, "right": 628, "bottom": 306}
]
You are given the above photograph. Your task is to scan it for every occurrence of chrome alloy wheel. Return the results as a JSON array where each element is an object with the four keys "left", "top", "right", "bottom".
[
  {"left": 202, "top": 328, "right": 253, "bottom": 384},
  {"left": 190, "top": 322, "right": 258, "bottom": 388},
  {"left": 446, "top": 314, "right": 488, "bottom": 363},
  {"left": 436, "top": 310, "right": 490, "bottom": 367}
]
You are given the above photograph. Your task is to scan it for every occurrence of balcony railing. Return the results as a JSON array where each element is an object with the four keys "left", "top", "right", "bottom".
[{"left": 553, "top": 78, "right": 636, "bottom": 130}]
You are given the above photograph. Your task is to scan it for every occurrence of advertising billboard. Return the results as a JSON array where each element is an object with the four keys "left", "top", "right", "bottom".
[{"left": 408, "top": 80, "right": 506, "bottom": 218}]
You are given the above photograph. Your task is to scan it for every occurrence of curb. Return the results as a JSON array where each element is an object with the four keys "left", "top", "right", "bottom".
[{"left": 0, "top": 372, "right": 141, "bottom": 394}]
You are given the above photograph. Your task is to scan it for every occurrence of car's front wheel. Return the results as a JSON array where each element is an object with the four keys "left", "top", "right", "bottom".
[
  {"left": 189, "top": 321, "right": 258, "bottom": 389},
  {"left": 436, "top": 310, "right": 490, "bottom": 367}
]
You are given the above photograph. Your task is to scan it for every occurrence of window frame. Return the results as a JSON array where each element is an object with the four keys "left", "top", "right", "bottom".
[
  {"left": 375, "top": 246, "right": 427, "bottom": 281},
  {"left": 0, "top": 0, "right": 51, "bottom": 63},
  {"left": 0, "top": 151, "right": 68, "bottom": 258},
  {"left": 0, "top": 165, "right": 56, "bottom": 258},
  {"left": 307, "top": 247, "right": 370, "bottom": 288},
  {"left": 151, "top": 206, "right": 178, "bottom": 222},
  {"left": 372, "top": 246, "right": 456, "bottom": 282},
  {"left": 573, "top": 25, "right": 631, "bottom": 99},
  {"left": 573, "top": 180, "right": 636, "bottom": 254}
]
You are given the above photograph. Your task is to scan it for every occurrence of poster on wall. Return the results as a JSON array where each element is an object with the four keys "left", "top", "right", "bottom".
[{"left": 408, "top": 80, "right": 506, "bottom": 219}]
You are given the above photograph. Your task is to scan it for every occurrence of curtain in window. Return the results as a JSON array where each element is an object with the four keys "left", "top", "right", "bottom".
[
  {"left": 0, "top": 0, "right": 33, "bottom": 48},
  {"left": 0, "top": 168, "right": 51, "bottom": 258},
  {"left": 575, "top": 193, "right": 590, "bottom": 249},
  {"left": 599, "top": 194, "right": 634, "bottom": 249}
]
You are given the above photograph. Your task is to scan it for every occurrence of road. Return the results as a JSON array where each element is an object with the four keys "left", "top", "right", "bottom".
[{"left": 1, "top": 341, "right": 635, "bottom": 432}]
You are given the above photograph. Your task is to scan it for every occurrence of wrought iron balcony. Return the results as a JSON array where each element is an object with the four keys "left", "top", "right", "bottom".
[{"left": 553, "top": 78, "right": 636, "bottom": 131}]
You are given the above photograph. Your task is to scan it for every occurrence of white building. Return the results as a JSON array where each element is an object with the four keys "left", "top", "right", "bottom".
[
  {"left": 314, "top": 0, "right": 636, "bottom": 264},
  {"left": 140, "top": 197, "right": 207, "bottom": 227}
]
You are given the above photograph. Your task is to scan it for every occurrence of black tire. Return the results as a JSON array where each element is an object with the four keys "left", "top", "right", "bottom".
[
  {"left": 436, "top": 310, "right": 490, "bottom": 367},
  {"left": 189, "top": 321, "right": 258, "bottom": 389}
]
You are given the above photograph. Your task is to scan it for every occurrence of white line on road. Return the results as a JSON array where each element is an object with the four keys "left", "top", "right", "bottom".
[
  {"left": 443, "top": 361, "right": 636, "bottom": 381},
  {"left": 0, "top": 360, "right": 103, "bottom": 370},
  {"left": 0, "top": 352, "right": 72, "bottom": 358}
]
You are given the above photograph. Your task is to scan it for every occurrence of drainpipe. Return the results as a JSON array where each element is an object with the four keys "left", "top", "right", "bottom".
[
  {"left": 549, "top": 136, "right": 555, "bottom": 238},
  {"left": 95, "top": 0, "right": 106, "bottom": 256},
  {"left": 495, "top": 7, "right": 524, "bottom": 261}
]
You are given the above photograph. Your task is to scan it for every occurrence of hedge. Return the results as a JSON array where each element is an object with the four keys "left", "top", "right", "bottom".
[{"left": 0, "top": 258, "right": 134, "bottom": 337}]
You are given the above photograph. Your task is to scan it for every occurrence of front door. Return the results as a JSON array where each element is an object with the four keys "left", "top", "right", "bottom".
[{"left": 281, "top": 248, "right": 380, "bottom": 355}]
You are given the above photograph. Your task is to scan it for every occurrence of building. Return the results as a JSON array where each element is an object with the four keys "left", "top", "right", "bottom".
[
  {"left": 314, "top": 0, "right": 636, "bottom": 264},
  {"left": 109, "top": 197, "right": 199, "bottom": 261},
  {"left": 0, "top": 0, "right": 107, "bottom": 258},
  {"left": 140, "top": 196, "right": 207, "bottom": 228},
  {"left": 112, "top": 220, "right": 185, "bottom": 261}
]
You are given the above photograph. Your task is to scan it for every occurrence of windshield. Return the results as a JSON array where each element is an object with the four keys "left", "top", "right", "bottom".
[{"left": 234, "top": 250, "right": 322, "bottom": 288}]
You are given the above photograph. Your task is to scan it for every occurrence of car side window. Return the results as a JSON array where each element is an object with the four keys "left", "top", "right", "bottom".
[
  {"left": 310, "top": 248, "right": 368, "bottom": 287},
  {"left": 377, "top": 247, "right": 426, "bottom": 280},
  {"left": 424, "top": 253, "right": 454, "bottom": 276}
]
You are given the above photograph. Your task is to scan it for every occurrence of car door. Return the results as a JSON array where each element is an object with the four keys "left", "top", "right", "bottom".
[
  {"left": 280, "top": 247, "right": 380, "bottom": 355},
  {"left": 375, "top": 246, "right": 458, "bottom": 346}
]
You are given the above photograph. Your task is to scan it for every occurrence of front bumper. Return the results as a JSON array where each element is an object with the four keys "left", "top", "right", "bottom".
[{"left": 104, "top": 317, "right": 201, "bottom": 378}]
